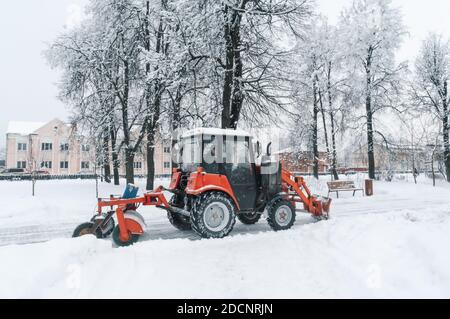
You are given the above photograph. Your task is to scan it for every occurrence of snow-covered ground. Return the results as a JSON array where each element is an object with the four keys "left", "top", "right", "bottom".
[{"left": 0, "top": 176, "right": 449, "bottom": 298}]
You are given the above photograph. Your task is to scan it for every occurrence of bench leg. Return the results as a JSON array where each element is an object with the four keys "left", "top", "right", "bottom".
[{"left": 353, "top": 190, "right": 356, "bottom": 197}]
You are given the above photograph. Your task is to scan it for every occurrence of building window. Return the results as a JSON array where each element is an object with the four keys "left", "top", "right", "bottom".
[
  {"left": 60, "top": 161, "right": 69, "bottom": 169},
  {"left": 164, "top": 146, "right": 171, "bottom": 153},
  {"left": 41, "top": 161, "right": 52, "bottom": 169},
  {"left": 81, "top": 161, "right": 90, "bottom": 169},
  {"left": 18, "top": 143, "right": 27, "bottom": 151},
  {"left": 17, "top": 161, "right": 26, "bottom": 169},
  {"left": 133, "top": 162, "right": 142, "bottom": 169},
  {"left": 164, "top": 162, "right": 171, "bottom": 169},
  {"left": 41, "top": 143, "right": 53, "bottom": 151},
  {"left": 60, "top": 143, "right": 69, "bottom": 151},
  {"left": 81, "top": 144, "right": 90, "bottom": 152}
]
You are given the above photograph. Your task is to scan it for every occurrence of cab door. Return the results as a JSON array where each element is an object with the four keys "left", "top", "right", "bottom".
[{"left": 223, "top": 136, "right": 257, "bottom": 211}]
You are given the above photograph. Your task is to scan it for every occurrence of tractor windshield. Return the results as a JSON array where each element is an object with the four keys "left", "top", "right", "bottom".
[{"left": 178, "top": 133, "right": 255, "bottom": 174}]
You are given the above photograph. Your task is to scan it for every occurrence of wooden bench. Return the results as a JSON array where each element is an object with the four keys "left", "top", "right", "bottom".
[{"left": 327, "top": 180, "right": 364, "bottom": 198}]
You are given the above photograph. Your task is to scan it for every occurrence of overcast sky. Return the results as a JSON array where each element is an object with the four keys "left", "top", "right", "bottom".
[{"left": 1, "top": 0, "right": 449, "bottom": 149}]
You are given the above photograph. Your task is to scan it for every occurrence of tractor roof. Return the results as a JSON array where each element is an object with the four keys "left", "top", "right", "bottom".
[{"left": 181, "top": 128, "right": 251, "bottom": 138}]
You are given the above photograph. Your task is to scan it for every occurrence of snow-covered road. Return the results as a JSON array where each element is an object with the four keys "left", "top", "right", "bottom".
[{"left": 0, "top": 177, "right": 449, "bottom": 298}]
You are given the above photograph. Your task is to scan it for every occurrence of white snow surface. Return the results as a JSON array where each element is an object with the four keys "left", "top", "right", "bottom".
[
  {"left": 0, "top": 176, "right": 449, "bottom": 298},
  {"left": 6, "top": 121, "right": 47, "bottom": 135}
]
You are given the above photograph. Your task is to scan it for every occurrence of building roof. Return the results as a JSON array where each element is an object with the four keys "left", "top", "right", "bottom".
[
  {"left": 181, "top": 127, "right": 251, "bottom": 138},
  {"left": 6, "top": 121, "right": 47, "bottom": 135}
]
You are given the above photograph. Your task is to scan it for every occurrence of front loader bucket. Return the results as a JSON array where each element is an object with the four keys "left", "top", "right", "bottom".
[{"left": 310, "top": 195, "right": 332, "bottom": 219}]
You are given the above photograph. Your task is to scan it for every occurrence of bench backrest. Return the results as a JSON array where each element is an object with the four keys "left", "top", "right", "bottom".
[{"left": 327, "top": 180, "right": 356, "bottom": 190}]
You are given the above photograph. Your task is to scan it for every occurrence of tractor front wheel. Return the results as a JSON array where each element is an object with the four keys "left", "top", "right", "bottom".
[
  {"left": 237, "top": 212, "right": 261, "bottom": 225},
  {"left": 191, "top": 192, "right": 236, "bottom": 239},
  {"left": 112, "top": 225, "right": 140, "bottom": 247},
  {"left": 267, "top": 199, "right": 296, "bottom": 231}
]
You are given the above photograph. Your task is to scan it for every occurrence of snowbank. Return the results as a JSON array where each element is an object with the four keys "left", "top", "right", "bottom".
[{"left": 1, "top": 207, "right": 450, "bottom": 298}]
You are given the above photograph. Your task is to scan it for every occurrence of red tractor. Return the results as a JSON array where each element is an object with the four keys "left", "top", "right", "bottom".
[{"left": 73, "top": 128, "right": 331, "bottom": 246}]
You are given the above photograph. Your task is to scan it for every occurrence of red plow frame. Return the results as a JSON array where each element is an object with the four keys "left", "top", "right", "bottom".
[{"left": 96, "top": 186, "right": 171, "bottom": 243}]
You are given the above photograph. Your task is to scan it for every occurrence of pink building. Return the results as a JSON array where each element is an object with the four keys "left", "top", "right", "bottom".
[{"left": 5, "top": 119, "right": 172, "bottom": 176}]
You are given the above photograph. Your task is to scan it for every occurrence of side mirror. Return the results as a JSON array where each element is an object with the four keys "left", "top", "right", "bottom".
[
  {"left": 266, "top": 142, "right": 272, "bottom": 156},
  {"left": 255, "top": 141, "right": 262, "bottom": 158}
]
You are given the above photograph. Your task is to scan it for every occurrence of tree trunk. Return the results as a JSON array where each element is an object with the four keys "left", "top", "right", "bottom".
[
  {"left": 442, "top": 81, "right": 450, "bottom": 182},
  {"left": 329, "top": 111, "right": 339, "bottom": 181},
  {"left": 366, "top": 99, "right": 376, "bottom": 180},
  {"left": 112, "top": 152, "right": 120, "bottom": 185},
  {"left": 221, "top": 5, "right": 234, "bottom": 129},
  {"left": 144, "top": 0, "right": 163, "bottom": 191},
  {"left": 145, "top": 88, "right": 160, "bottom": 191},
  {"left": 327, "top": 62, "right": 339, "bottom": 180},
  {"left": 365, "top": 50, "right": 376, "bottom": 180},
  {"left": 229, "top": 20, "right": 243, "bottom": 129},
  {"left": 221, "top": 3, "right": 245, "bottom": 129},
  {"left": 102, "top": 127, "right": 111, "bottom": 183},
  {"left": 173, "top": 87, "right": 182, "bottom": 131},
  {"left": 146, "top": 133, "right": 156, "bottom": 191},
  {"left": 125, "top": 148, "right": 135, "bottom": 185},
  {"left": 121, "top": 57, "right": 134, "bottom": 183},
  {"left": 110, "top": 125, "right": 120, "bottom": 185},
  {"left": 171, "top": 86, "right": 182, "bottom": 169},
  {"left": 431, "top": 150, "right": 436, "bottom": 187},
  {"left": 318, "top": 89, "right": 331, "bottom": 179},
  {"left": 312, "top": 74, "right": 319, "bottom": 179}
]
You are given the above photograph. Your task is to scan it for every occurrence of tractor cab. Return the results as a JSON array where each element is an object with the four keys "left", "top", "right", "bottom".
[{"left": 176, "top": 128, "right": 259, "bottom": 212}]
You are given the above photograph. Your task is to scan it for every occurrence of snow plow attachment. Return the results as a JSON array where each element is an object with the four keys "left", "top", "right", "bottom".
[{"left": 72, "top": 184, "right": 168, "bottom": 246}]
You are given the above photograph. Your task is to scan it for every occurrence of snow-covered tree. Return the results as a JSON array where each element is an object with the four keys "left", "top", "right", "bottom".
[
  {"left": 294, "top": 20, "right": 325, "bottom": 179},
  {"left": 178, "top": 0, "right": 313, "bottom": 129},
  {"left": 340, "top": 0, "right": 407, "bottom": 179},
  {"left": 315, "top": 19, "right": 345, "bottom": 180},
  {"left": 411, "top": 33, "right": 450, "bottom": 182},
  {"left": 291, "top": 17, "right": 348, "bottom": 180}
]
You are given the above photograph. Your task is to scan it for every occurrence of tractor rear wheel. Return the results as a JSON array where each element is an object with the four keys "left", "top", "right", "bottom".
[
  {"left": 191, "top": 192, "right": 236, "bottom": 239},
  {"left": 237, "top": 212, "right": 261, "bottom": 225},
  {"left": 112, "top": 225, "right": 140, "bottom": 247},
  {"left": 72, "top": 222, "right": 103, "bottom": 239},
  {"left": 267, "top": 199, "right": 296, "bottom": 231}
]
